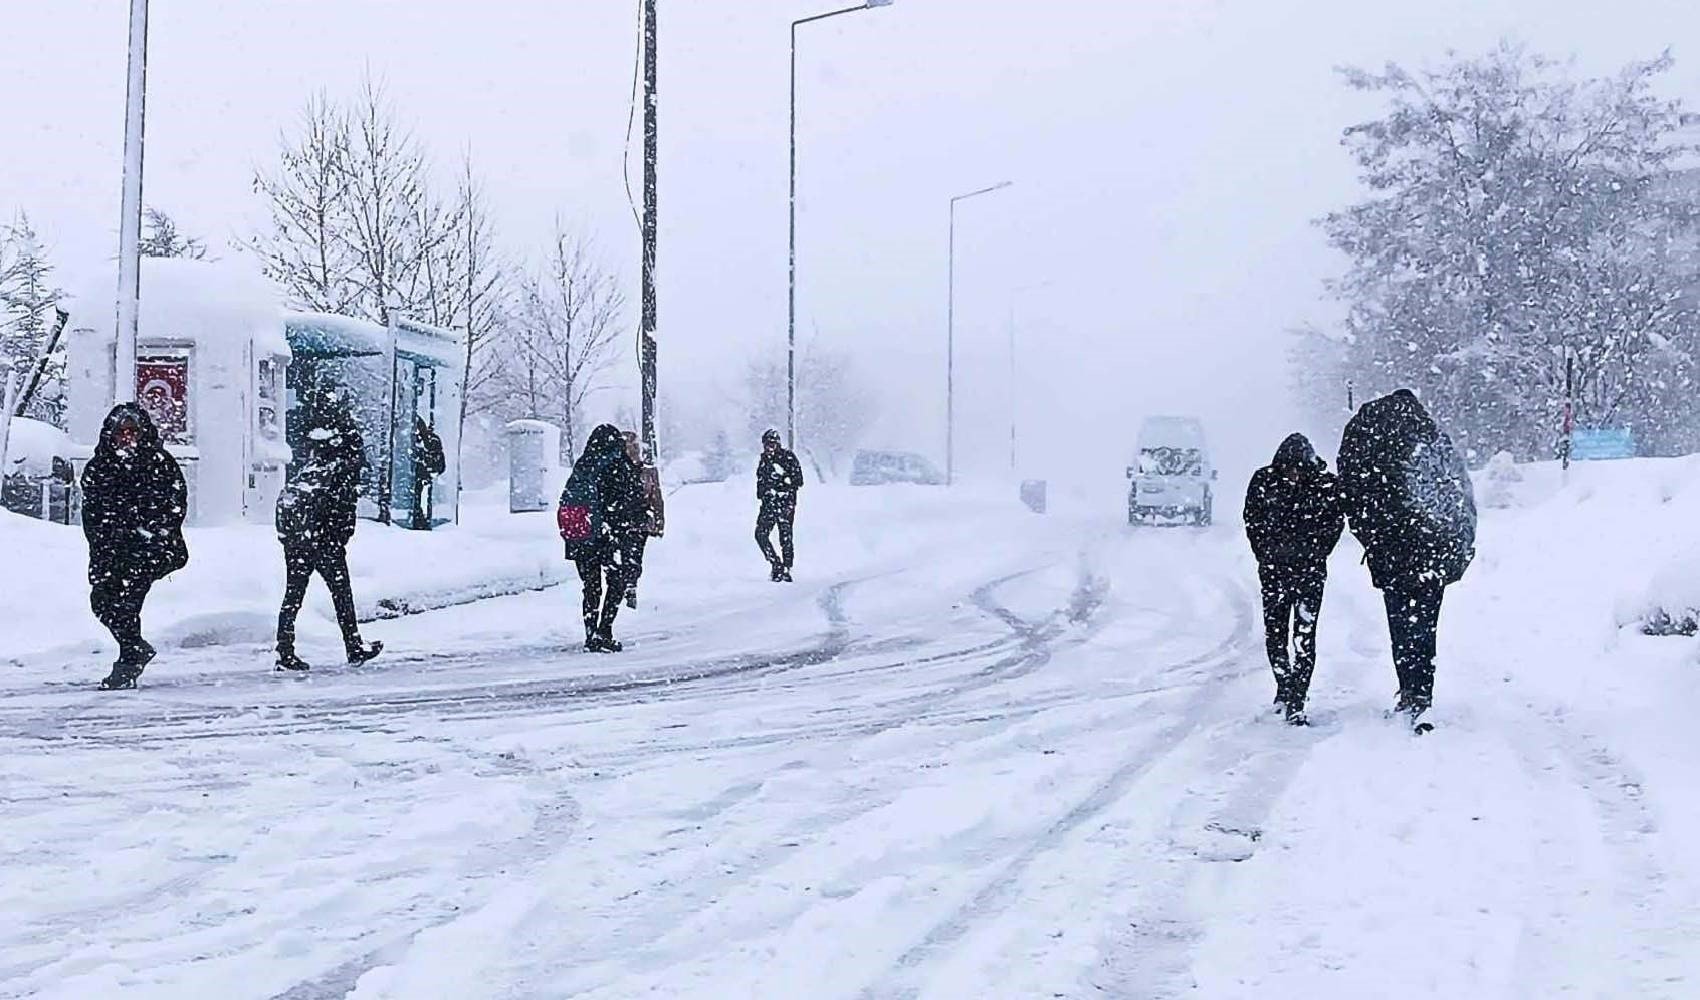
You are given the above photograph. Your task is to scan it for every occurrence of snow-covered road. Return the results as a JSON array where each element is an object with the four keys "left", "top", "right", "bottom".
[{"left": 6, "top": 479, "right": 1700, "bottom": 998}]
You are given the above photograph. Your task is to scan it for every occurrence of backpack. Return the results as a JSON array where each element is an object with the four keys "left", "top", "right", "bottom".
[{"left": 557, "top": 503, "right": 592, "bottom": 542}]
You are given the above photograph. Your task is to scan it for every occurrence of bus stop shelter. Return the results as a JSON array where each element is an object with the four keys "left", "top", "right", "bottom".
[{"left": 283, "top": 313, "right": 464, "bottom": 528}]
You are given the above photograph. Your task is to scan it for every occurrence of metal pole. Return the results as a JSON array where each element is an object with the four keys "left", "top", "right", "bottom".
[
  {"left": 1561, "top": 351, "right": 1575, "bottom": 471},
  {"left": 1007, "top": 299, "right": 1016, "bottom": 474},
  {"left": 787, "top": 4, "right": 887, "bottom": 452},
  {"left": 639, "top": 0, "right": 659, "bottom": 463},
  {"left": 787, "top": 21, "right": 798, "bottom": 449},
  {"left": 944, "top": 181, "right": 1012, "bottom": 487},
  {"left": 0, "top": 365, "right": 21, "bottom": 485},
  {"left": 114, "top": 0, "right": 150, "bottom": 405},
  {"left": 947, "top": 203, "right": 956, "bottom": 485}
]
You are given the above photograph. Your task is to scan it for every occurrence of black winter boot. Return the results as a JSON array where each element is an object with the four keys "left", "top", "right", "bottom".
[
  {"left": 97, "top": 660, "right": 141, "bottom": 690},
  {"left": 346, "top": 640, "right": 384, "bottom": 665},
  {"left": 276, "top": 650, "right": 312, "bottom": 672}
]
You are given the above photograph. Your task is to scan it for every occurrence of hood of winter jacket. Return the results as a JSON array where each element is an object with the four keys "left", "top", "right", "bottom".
[
  {"left": 583, "top": 424, "right": 625, "bottom": 462},
  {"left": 1271, "top": 433, "right": 1325, "bottom": 475},
  {"left": 95, "top": 403, "right": 166, "bottom": 458}
]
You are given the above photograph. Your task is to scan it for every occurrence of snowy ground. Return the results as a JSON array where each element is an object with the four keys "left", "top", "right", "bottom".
[{"left": 5, "top": 467, "right": 1700, "bottom": 998}]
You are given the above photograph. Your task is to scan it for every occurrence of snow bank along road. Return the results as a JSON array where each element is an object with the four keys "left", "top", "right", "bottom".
[{"left": 5, "top": 481, "right": 1700, "bottom": 998}]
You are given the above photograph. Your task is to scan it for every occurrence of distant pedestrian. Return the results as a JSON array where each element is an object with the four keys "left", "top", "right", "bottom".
[
  {"left": 620, "top": 430, "right": 665, "bottom": 609},
  {"left": 755, "top": 429, "right": 804, "bottom": 582},
  {"left": 275, "top": 395, "right": 383, "bottom": 672},
  {"left": 410, "top": 417, "right": 446, "bottom": 530},
  {"left": 81, "top": 403, "right": 188, "bottom": 690},
  {"left": 1244, "top": 433, "right": 1345, "bottom": 725},
  {"left": 1337, "top": 389, "right": 1476, "bottom": 730},
  {"left": 559, "top": 424, "right": 643, "bottom": 652}
]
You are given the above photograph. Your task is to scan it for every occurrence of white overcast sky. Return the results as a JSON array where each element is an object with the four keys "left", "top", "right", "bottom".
[{"left": 4, "top": 0, "right": 1699, "bottom": 479}]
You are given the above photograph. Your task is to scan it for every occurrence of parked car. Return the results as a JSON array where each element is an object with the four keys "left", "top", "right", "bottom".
[
  {"left": 850, "top": 449, "right": 946, "bottom": 486},
  {"left": 1127, "top": 416, "right": 1216, "bottom": 526}
]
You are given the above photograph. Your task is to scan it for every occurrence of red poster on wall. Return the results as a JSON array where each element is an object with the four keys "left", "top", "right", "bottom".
[{"left": 136, "top": 355, "right": 190, "bottom": 444}]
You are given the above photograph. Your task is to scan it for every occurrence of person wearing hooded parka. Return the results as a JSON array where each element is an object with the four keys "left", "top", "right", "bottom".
[
  {"left": 1337, "top": 389, "right": 1476, "bottom": 725},
  {"left": 274, "top": 395, "right": 383, "bottom": 672},
  {"left": 81, "top": 403, "right": 189, "bottom": 690},
  {"left": 559, "top": 424, "right": 644, "bottom": 652},
  {"left": 1244, "top": 433, "right": 1345, "bottom": 724}
]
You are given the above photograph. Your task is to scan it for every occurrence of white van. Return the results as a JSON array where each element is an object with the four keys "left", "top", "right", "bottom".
[{"left": 1127, "top": 416, "right": 1216, "bottom": 526}]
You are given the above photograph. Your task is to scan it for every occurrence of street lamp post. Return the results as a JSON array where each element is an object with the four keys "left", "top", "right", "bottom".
[
  {"left": 788, "top": 0, "right": 893, "bottom": 450},
  {"left": 114, "top": 0, "right": 150, "bottom": 405},
  {"left": 946, "top": 180, "right": 1011, "bottom": 486}
]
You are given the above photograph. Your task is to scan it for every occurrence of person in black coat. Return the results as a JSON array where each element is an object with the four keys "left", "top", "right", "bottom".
[
  {"left": 410, "top": 417, "right": 446, "bottom": 530},
  {"left": 81, "top": 403, "right": 188, "bottom": 690},
  {"left": 755, "top": 429, "right": 804, "bottom": 582},
  {"left": 561, "top": 424, "right": 644, "bottom": 652},
  {"left": 1337, "top": 389, "right": 1476, "bottom": 724},
  {"left": 1244, "top": 433, "right": 1345, "bottom": 724},
  {"left": 274, "top": 397, "right": 381, "bottom": 672}
]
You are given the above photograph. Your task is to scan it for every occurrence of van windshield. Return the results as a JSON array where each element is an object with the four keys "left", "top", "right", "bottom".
[{"left": 1138, "top": 447, "right": 1203, "bottom": 476}]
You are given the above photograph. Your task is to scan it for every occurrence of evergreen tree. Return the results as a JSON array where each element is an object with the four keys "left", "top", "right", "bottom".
[
  {"left": 1317, "top": 45, "right": 1700, "bottom": 459},
  {"left": 138, "top": 207, "right": 209, "bottom": 259},
  {"left": 0, "top": 212, "right": 67, "bottom": 422}
]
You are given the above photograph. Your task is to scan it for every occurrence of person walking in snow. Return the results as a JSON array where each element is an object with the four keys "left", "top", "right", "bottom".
[
  {"left": 410, "top": 417, "right": 446, "bottom": 530},
  {"left": 274, "top": 395, "right": 382, "bottom": 672},
  {"left": 754, "top": 429, "right": 804, "bottom": 582},
  {"left": 619, "top": 430, "right": 665, "bottom": 609},
  {"left": 1244, "top": 433, "right": 1345, "bottom": 725},
  {"left": 1337, "top": 389, "right": 1476, "bottom": 729},
  {"left": 81, "top": 403, "right": 189, "bottom": 690},
  {"left": 559, "top": 424, "right": 643, "bottom": 652}
]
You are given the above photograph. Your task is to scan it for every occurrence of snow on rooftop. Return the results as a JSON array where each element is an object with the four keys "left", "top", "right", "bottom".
[{"left": 66, "top": 258, "right": 288, "bottom": 357}]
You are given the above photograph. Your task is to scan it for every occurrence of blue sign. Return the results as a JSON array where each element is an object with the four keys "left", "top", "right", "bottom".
[{"left": 1570, "top": 428, "right": 1636, "bottom": 461}]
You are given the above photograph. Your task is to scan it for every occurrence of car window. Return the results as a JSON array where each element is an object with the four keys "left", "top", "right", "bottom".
[{"left": 1139, "top": 447, "right": 1203, "bottom": 476}]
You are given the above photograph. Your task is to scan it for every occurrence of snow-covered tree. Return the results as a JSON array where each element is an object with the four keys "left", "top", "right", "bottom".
[
  {"left": 250, "top": 80, "right": 476, "bottom": 328},
  {"left": 0, "top": 213, "right": 67, "bottom": 423},
  {"left": 1318, "top": 45, "right": 1700, "bottom": 459},
  {"left": 744, "top": 346, "right": 875, "bottom": 478},
  {"left": 139, "top": 208, "right": 208, "bottom": 260},
  {"left": 498, "top": 226, "right": 626, "bottom": 457}
]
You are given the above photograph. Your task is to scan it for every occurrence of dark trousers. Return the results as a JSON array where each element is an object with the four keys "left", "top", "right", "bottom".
[
  {"left": 91, "top": 573, "right": 155, "bottom": 664},
  {"left": 575, "top": 544, "right": 625, "bottom": 638},
  {"left": 619, "top": 533, "right": 648, "bottom": 597},
  {"left": 756, "top": 499, "right": 796, "bottom": 569},
  {"left": 1259, "top": 565, "right": 1326, "bottom": 708},
  {"left": 1383, "top": 583, "right": 1445, "bottom": 709},
  {"left": 278, "top": 543, "right": 363, "bottom": 657}
]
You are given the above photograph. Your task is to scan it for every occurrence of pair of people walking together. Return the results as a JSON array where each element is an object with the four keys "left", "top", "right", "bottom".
[
  {"left": 559, "top": 425, "right": 665, "bottom": 653},
  {"left": 1245, "top": 389, "right": 1477, "bottom": 729}
]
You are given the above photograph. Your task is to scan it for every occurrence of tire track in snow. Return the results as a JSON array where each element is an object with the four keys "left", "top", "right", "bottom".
[
  {"left": 0, "top": 736, "right": 582, "bottom": 997},
  {"left": 8, "top": 579, "right": 875, "bottom": 745},
  {"left": 418, "top": 561, "right": 1114, "bottom": 996},
  {"left": 865, "top": 573, "right": 1260, "bottom": 1000}
]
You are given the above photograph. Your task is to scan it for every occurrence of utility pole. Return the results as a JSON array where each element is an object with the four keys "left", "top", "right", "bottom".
[
  {"left": 639, "top": 0, "right": 659, "bottom": 463},
  {"left": 114, "top": 0, "right": 150, "bottom": 405}
]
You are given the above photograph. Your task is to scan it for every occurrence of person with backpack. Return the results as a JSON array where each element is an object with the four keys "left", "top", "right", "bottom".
[
  {"left": 559, "top": 424, "right": 643, "bottom": 652},
  {"left": 755, "top": 429, "right": 804, "bottom": 582},
  {"left": 1244, "top": 433, "right": 1345, "bottom": 725},
  {"left": 619, "top": 430, "right": 665, "bottom": 609},
  {"left": 274, "top": 395, "right": 383, "bottom": 672},
  {"left": 1337, "top": 389, "right": 1476, "bottom": 730},
  {"left": 81, "top": 403, "right": 189, "bottom": 690},
  {"left": 410, "top": 417, "right": 446, "bottom": 530}
]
